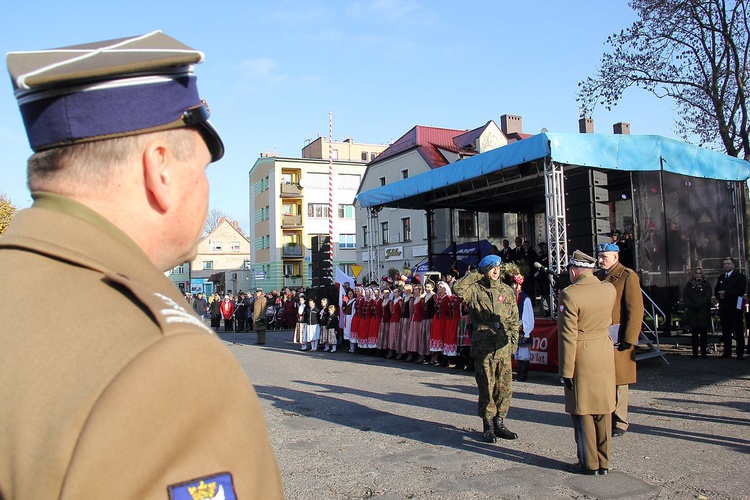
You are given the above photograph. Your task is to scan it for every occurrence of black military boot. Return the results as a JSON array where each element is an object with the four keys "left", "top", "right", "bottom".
[
  {"left": 493, "top": 416, "right": 518, "bottom": 440},
  {"left": 482, "top": 419, "right": 497, "bottom": 443}
]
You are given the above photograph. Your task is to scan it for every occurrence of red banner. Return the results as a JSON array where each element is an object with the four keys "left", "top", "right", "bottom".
[{"left": 513, "top": 318, "right": 559, "bottom": 372}]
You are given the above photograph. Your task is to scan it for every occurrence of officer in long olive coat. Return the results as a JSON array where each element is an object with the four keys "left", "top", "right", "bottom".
[
  {"left": 253, "top": 289, "right": 269, "bottom": 344},
  {"left": 597, "top": 242, "right": 644, "bottom": 437},
  {"left": 559, "top": 250, "right": 617, "bottom": 475}
]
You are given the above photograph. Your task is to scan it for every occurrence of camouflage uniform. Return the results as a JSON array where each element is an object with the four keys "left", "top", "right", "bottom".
[{"left": 453, "top": 270, "right": 520, "bottom": 419}]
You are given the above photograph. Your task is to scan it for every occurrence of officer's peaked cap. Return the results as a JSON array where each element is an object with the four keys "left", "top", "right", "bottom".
[{"left": 6, "top": 31, "right": 224, "bottom": 162}]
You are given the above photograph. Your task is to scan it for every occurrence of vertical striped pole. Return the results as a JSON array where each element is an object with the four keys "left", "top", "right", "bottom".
[{"left": 328, "top": 112, "right": 334, "bottom": 269}]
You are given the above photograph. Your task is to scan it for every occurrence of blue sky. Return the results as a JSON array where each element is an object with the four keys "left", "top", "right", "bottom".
[{"left": 1, "top": 0, "right": 679, "bottom": 232}]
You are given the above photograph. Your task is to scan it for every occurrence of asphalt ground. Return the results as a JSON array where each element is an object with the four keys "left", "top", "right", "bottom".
[{"left": 217, "top": 328, "right": 750, "bottom": 500}]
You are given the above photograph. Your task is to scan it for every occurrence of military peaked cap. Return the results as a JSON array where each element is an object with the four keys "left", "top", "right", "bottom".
[
  {"left": 569, "top": 250, "right": 597, "bottom": 268},
  {"left": 6, "top": 31, "right": 224, "bottom": 161}
]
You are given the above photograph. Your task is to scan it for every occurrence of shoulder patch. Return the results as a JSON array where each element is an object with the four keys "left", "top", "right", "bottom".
[{"left": 168, "top": 472, "right": 236, "bottom": 500}]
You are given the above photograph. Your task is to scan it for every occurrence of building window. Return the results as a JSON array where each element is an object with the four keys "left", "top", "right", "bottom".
[
  {"left": 402, "top": 217, "right": 411, "bottom": 242},
  {"left": 401, "top": 169, "right": 409, "bottom": 179},
  {"left": 306, "top": 173, "right": 328, "bottom": 188},
  {"left": 362, "top": 225, "right": 368, "bottom": 247},
  {"left": 230, "top": 241, "right": 241, "bottom": 252},
  {"left": 379, "top": 176, "right": 386, "bottom": 186},
  {"left": 361, "top": 151, "right": 368, "bottom": 161},
  {"left": 381, "top": 221, "right": 389, "bottom": 245},
  {"left": 338, "top": 174, "right": 362, "bottom": 190},
  {"left": 212, "top": 242, "right": 222, "bottom": 251},
  {"left": 425, "top": 212, "right": 436, "bottom": 240},
  {"left": 457, "top": 210, "right": 476, "bottom": 237},
  {"left": 488, "top": 212, "right": 504, "bottom": 237},
  {"left": 370, "top": 152, "right": 378, "bottom": 161},
  {"left": 339, "top": 234, "right": 356, "bottom": 249},
  {"left": 203, "top": 261, "right": 213, "bottom": 270},
  {"left": 308, "top": 203, "right": 331, "bottom": 218},
  {"left": 175, "top": 264, "right": 185, "bottom": 274},
  {"left": 331, "top": 149, "right": 339, "bottom": 160},
  {"left": 338, "top": 204, "right": 355, "bottom": 219}
]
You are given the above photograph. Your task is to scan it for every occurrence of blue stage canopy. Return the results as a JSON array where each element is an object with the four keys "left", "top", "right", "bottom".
[{"left": 356, "top": 132, "right": 750, "bottom": 209}]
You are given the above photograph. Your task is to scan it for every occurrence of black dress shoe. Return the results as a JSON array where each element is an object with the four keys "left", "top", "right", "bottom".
[
  {"left": 612, "top": 428, "right": 626, "bottom": 437},
  {"left": 598, "top": 468, "right": 609, "bottom": 475},
  {"left": 565, "top": 463, "right": 599, "bottom": 475}
]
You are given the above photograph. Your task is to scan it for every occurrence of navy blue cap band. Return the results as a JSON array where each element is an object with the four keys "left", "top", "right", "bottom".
[
  {"left": 18, "top": 74, "right": 224, "bottom": 161},
  {"left": 21, "top": 76, "right": 198, "bottom": 149}
]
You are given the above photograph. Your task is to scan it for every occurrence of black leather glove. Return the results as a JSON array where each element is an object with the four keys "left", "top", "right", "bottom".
[
  {"left": 563, "top": 377, "right": 574, "bottom": 390},
  {"left": 617, "top": 341, "right": 632, "bottom": 352}
]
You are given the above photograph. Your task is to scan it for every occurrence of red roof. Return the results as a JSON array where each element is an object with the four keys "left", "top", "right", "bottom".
[
  {"left": 371, "top": 121, "right": 532, "bottom": 169},
  {"left": 371, "top": 125, "right": 474, "bottom": 169}
]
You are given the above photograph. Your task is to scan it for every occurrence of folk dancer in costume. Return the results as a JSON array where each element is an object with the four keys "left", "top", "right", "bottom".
[
  {"left": 406, "top": 284, "right": 425, "bottom": 362},
  {"left": 397, "top": 284, "right": 413, "bottom": 359},
  {"left": 429, "top": 282, "right": 452, "bottom": 365},
  {"left": 419, "top": 280, "right": 436, "bottom": 364}
]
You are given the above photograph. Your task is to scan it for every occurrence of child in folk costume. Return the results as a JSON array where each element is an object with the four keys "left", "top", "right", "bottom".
[
  {"left": 387, "top": 287, "right": 403, "bottom": 358},
  {"left": 508, "top": 274, "right": 534, "bottom": 381},
  {"left": 397, "top": 285, "right": 413, "bottom": 360},
  {"left": 294, "top": 294, "right": 307, "bottom": 348},
  {"left": 319, "top": 297, "right": 330, "bottom": 351},
  {"left": 322, "top": 304, "right": 339, "bottom": 352},
  {"left": 302, "top": 298, "right": 321, "bottom": 352}
]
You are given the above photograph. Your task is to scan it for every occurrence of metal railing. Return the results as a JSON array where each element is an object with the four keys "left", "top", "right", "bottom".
[{"left": 639, "top": 288, "right": 669, "bottom": 364}]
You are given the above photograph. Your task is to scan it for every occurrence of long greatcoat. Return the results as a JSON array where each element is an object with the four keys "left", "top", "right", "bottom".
[
  {"left": 253, "top": 294, "right": 268, "bottom": 332},
  {"left": 558, "top": 273, "right": 617, "bottom": 415},
  {"left": 600, "top": 262, "right": 644, "bottom": 385}
]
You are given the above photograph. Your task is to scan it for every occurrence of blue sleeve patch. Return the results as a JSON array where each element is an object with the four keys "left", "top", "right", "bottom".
[{"left": 168, "top": 472, "right": 237, "bottom": 500}]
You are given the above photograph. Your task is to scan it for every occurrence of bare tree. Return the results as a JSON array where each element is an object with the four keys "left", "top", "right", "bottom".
[
  {"left": 578, "top": 0, "right": 750, "bottom": 159},
  {"left": 204, "top": 208, "right": 229, "bottom": 235}
]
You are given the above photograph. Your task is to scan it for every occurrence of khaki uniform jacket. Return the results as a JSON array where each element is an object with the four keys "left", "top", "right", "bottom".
[
  {"left": 253, "top": 295, "right": 269, "bottom": 332},
  {"left": 452, "top": 270, "right": 519, "bottom": 354},
  {"left": 558, "top": 273, "right": 617, "bottom": 415},
  {"left": 600, "top": 262, "right": 643, "bottom": 385},
  {"left": 0, "top": 197, "right": 283, "bottom": 500}
]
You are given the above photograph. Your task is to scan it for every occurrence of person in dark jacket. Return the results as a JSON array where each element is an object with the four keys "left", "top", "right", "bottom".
[
  {"left": 683, "top": 267, "right": 713, "bottom": 359},
  {"left": 714, "top": 256, "right": 746, "bottom": 359}
]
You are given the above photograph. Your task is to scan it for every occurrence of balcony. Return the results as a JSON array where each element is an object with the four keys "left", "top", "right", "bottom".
[
  {"left": 284, "top": 276, "right": 303, "bottom": 288},
  {"left": 281, "top": 214, "right": 302, "bottom": 228},
  {"left": 282, "top": 243, "right": 303, "bottom": 258},
  {"left": 280, "top": 182, "right": 302, "bottom": 197}
]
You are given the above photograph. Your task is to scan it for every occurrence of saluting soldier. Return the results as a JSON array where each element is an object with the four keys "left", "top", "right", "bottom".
[
  {"left": 453, "top": 254, "right": 520, "bottom": 443},
  {"left": 559, "top": 250, "right": 617, "bottom": 475},
  {"left": 596, "top": 242, "right": 644, "bottom": 437},
  {"left": 0, "top": 32, "right": 283, "bottom": 499}
]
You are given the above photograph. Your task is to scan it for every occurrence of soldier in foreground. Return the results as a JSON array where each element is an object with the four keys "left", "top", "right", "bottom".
[
  {"left": 453, "top": 255, "right": 520, "bottom": 443},
  {"left": 0, "top": 32, "right": 283, "bottom": 499}
]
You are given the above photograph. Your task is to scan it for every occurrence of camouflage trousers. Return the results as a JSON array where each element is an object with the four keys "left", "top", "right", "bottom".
[{"left": 473, "top": 347, "right": 513, "bottom": 419}]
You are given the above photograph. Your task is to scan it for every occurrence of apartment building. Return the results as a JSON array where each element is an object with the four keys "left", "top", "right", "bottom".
[{"left": 249, "top": 138, "right": 388, "bottom": 290}]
